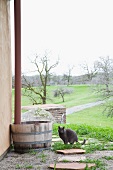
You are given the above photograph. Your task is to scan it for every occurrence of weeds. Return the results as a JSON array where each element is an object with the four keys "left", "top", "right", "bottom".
[
  {"left": 80, "top": 158, "right": 106, "bottom": 170},
  {"left": 37, "top": 151, "right": 47, "bottom": 163},
  {"left": 84, "top": 143, "right": 106, "bottom": 153},
  {"left": 54, "top": 161, "right": 56, "bottom": 170},
  {"left": 62, "top": 159, "right": 70, "bottom": 163},
  {"left": 24, "top": 165, "right": 33, "bottom": 169},
  {"left": 29, "top": 149, "right": 37, "bottom": 155},
  {"left": 15, "top": 164, "right": 33, "bottom": 169},
  {"left": 15, "top": 164, "right": 23, "bottom": 169},
  {"left": 103, "top": 156, "right": 113, "bottom": 160},
  {"left": 52, "top": 141, "right": 81, "bottom": 151},
  {"left": 105, "top": 143, "right": 113, "bottom": 150}
]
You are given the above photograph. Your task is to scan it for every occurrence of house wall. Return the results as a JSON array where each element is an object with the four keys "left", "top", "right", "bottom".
[{"left": 0, "top": 0, "right": 12, "bottom": 157}]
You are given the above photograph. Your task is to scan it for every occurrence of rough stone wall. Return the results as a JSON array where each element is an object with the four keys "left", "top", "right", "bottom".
[
  {"left": 21, "top": 104, "right": 66, "bottom": 124},
  {"left": 0, "top": 0, "right": 12, "bottom": 158},
  {"left": 45, "top": 108, "right": 66, "bottom": 124},
  {"left": 37, "top": 104, "right": 66, "bottom": 123}
]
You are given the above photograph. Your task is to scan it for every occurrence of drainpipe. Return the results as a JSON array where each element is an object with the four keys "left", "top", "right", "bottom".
[{"left": 14, "top": 0, "right": 21, "bottom": 124}]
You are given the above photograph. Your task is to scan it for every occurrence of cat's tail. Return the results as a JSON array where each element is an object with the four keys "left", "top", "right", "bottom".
[{"left": 79, "top": 139, "right": 86, "bottom": 145}]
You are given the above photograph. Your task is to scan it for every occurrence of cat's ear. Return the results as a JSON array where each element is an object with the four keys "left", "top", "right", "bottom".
[
  {"left": 63, "top": 126, "right": 65, "bottom": 129},
  {"left": 58, "top": 126, "right": 60, "bottom": 129}
]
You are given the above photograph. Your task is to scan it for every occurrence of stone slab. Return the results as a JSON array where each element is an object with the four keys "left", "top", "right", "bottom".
[
  {"left": 49, "top": 162, "right": 96, "bottom": 169},
  {"left": 58, "top": 155, "right": 86, "bottom": 162},
  {"left": 56, "top": 149, "right": 86, "bottom": 155}
]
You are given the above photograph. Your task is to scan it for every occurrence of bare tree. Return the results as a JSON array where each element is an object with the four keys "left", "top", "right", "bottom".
[
  {"left": 80, "top": 61, "right": 97, "bottom": 82},
  {"left": 103, "top": 101, "right": 113, "bottom": 118},
  {"left": 94, "top": 56, "right": 113, "bottom": 95},
  {"left": 63, "top": 65, "right": 75, "bottom": 86},
  {"left": 22, "top": 52, "right": 59, "bottom": 104},
  {"left": 92, "top": 56, "right": 113, "bottom": 118},
  {"left": 53, "top": 87, "right": 73, "bottom": 102}
]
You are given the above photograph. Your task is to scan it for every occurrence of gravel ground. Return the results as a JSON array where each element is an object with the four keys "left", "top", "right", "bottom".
[{"left": 0, "top": 149, "right": 113, "bottom": 170}]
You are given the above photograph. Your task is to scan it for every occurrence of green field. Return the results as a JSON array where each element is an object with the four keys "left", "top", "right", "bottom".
[
  {"left": 12, "top": 85, "right": 101, "bottom": 107},
  {"left": 67, "top": 105, "right": 113, "bottom": 128},
  {"left": 12, "top": 85, "right": 113, "bottom": 128}
]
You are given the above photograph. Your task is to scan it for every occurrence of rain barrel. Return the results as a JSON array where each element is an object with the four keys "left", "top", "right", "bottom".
[{"left": 11, "top": 121, "right": 52, "bottom": 153}]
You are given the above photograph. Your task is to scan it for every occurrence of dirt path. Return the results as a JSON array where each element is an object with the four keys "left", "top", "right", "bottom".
[{"left": 66, "top": 100, "right": 105, "bottom": 115}]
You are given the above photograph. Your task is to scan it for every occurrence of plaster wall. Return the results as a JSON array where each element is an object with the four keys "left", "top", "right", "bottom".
[{"left": 0, "top": 0, "right": 12, "bottom": 157}]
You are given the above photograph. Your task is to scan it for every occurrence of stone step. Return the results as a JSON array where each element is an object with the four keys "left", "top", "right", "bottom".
[
  {"left": 56, "top": 149, "right": 86, "bottom": 155},
  {"left": 49, "top": 162, "right": 96, "bottom": 169}
]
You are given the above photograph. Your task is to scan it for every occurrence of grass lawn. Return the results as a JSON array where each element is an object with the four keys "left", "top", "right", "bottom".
[
  {"left": 67, "top": 104, "right": 113, "bottom": 128},
  {"left": 47, "top": 85, "right": 102, "bottom": 108},
  {"left": 53, "top": 123, "right": 113, "bottom": 142}
]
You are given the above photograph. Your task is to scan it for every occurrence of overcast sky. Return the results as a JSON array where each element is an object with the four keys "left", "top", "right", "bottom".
[{"left": 10, "top": 0, "right": 113, "bottom": 76}]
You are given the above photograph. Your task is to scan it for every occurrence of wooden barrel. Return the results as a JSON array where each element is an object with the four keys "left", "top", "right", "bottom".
[{"left": 11, "top": 121, "right": 52, "bottom": 153}]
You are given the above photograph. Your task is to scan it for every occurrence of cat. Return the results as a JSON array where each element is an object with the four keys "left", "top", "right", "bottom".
[{"left": 58, "top": 126, "right": 86, "bottom": 145}]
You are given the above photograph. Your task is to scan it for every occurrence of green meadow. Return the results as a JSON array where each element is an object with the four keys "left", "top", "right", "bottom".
[
  {"left": 12, "top": 85, "right": 101, "bottom": 107},
  {"left": 12, "top": 85, "right": 113, "bottom": 128},
  {"left": 67, "top": 105, "right": 113, "bottom": 128}
]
